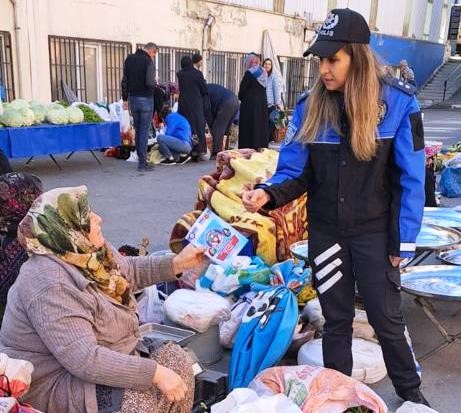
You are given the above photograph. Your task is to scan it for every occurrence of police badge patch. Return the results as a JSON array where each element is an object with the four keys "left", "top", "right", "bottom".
[
  {"left": 284, "top": 121, "right": 298, "bottom": 145},
  {"left": 377, "top": 100, "right": 388, "bottom": 125}
]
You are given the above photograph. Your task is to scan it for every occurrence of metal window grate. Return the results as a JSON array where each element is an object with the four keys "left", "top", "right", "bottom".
[
  {"left": 49, "top": 35, "right": 131, "bottom": 103},
  {"left": 281, "top": 55, "right": 319, "bottom": 109},
  {"left": 137, "top": 44, "right": 199, "bottom": 84},
  {"left": 208, "top": 50, "right": 246, "bottom": 94},
  {"left": 0, "top": 31, "right": 15, "bottom": 102}
]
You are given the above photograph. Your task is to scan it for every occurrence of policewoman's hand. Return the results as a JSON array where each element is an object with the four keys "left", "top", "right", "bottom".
[
  {"left": 153, "top": 364, "right": 187, "bottom": 402},
  {"left": 172, "top": 244, "right": 208, "bottom": 275},
  {"left": 242, "top": 189, "right": 270, "bottom": 213},
  {"left": 389, "top": 255, "right": 403, "bottom": 268}
]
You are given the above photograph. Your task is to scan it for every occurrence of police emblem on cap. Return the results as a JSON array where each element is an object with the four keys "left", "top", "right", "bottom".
[
  {"left": 377, "top": 100, "right": 388, "bottom": 125},
  {"left": 323, "top": 13, "right": 339, "bottom": 30},
  {"left": 284, "top": 122, "right": 298, "bottom": 145}
]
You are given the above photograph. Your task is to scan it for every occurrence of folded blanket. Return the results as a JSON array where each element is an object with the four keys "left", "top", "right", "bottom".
[{"left": 170, "top": 149, "right": 307, "bottom": 264}]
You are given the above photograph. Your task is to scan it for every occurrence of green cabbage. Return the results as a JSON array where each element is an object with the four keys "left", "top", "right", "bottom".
[
  {"left": 47, "top": 102, "right": 65, "bottom": 112},
  {"left": 30, "top": 103, "right": 46, "bottom": 124},
  {"left": 0, "top": 108, "right": 24, "bottom": 127},
  {"left": 66, "top": 106, "right": 84, "bottom": 124},
  {"left": 19, "top": 107, "right": 35, "bottom": 126},
  {"left": 46, "top": 108, "right": 69, "bottom": 125},
  {"left": 8, "top": 99, "right": 30, "bottom": 111}
]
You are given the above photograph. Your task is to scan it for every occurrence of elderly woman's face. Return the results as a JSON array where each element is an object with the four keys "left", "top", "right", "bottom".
[{"left": 88, "top": 212, "right": 105, "bottom": 248}]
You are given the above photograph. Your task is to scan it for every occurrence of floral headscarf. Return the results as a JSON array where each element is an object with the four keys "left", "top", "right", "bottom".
[
  {"left": 18, "top": 185, "right": 132, "bottom": 306},
  {"left": 0, "top": 173, "right": 43, "bottom": 238},
  {"left": 244, "top": 53, "right": 267, "bottom": 88}
]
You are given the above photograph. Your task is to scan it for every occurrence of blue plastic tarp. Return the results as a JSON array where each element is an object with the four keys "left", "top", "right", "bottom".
[{"left": 0, "top": 122, "right": 120, "bottom": 158}]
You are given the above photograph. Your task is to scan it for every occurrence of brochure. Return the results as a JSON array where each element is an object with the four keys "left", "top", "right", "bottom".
[{"left": 186, "top": 208, "right": 248, "bottom": 265}]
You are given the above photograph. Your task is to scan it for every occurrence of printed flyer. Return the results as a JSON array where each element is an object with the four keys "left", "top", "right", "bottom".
[{"left": 186, "top": 208, "right": 248, "bottom": 265}]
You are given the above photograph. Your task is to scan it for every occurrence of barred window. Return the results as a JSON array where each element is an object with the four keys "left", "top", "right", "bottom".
[
  {"left": 0, "top": 31, "right": 15, "bottom": 102},
  {"left": 49, "top": 35, "right": 131, "bottom": 103},
  {"left": 207, "top": 51, "right": 246, "bottom": 94},
  {"left": 280, "top": 55, "right": 319, "bottom": 109},
  {"left": 137, "top": 44, "right": 198, "bottom": 84}
]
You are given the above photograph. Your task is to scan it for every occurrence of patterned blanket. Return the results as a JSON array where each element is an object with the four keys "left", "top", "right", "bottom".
[{"left": 170, "top": 149, "right": 307, "bottom": 265}]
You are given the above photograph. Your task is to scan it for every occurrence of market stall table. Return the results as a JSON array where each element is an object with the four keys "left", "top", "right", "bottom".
[{"left": 0, "top": 121, "right": 120, "bottom": 169}]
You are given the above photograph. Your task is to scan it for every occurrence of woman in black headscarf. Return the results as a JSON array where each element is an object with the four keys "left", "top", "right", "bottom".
[
  {"left": 177, "top": 56, "right": 210, "bottom": 159},
  {"left": 0, "top": 172, "right": 43, "bottom": 324}
]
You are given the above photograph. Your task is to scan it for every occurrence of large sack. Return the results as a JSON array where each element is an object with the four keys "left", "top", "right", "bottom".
[
  {"left": 297, "top": 338, "right": 387, "bottom": 384},
  {"left": 249, "top": 365, "right": 387, "bottom": 413},
  {"left": 164, "top": 289, "right": 231, "bottom": 333}
]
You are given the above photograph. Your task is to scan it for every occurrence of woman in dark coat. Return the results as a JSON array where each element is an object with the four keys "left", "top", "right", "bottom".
[
  {"left": 238, "top": 53, "right": 269, "bottom": 150},
  {"left": 0, "top": 172, "right": 43, "bottom": 325},
  {"left": 177, "top": 56, "right": 209, "bottom": 157}
]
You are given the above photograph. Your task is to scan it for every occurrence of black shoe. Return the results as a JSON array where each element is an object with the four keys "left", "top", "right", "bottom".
[
  {"left": 160, "top": 158, "right": 177, "bottom": 165},
  {"left": 137, "top": 164, "right": 155, "bottom": 171},
  {"left": 178, "top": 155, "right": 191, "bottom": 165},
  {"left": 397, "top": 388, "right": 430, "bottom": 407}
]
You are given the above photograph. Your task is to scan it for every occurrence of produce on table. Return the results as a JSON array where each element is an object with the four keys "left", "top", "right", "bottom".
[
  {"left": 7, "top": 99, "right": 29, "bottom": 111},
  {"left": 77, "top": 104, "right": 103, "bottom": 123},
  {"left": 66, "top": 106, "right": 84, "bottom": 124},
  {"left": 0, "top": 108, "right": 24, "bottom": 127},
  {"left": 47, "top": 102, "right": 66, "bottom": 112},
  {"left": 30, "top": 103, "right": 47, "bottom": 124},
  {"left": 19, "top": 107, "right": 35, "bottom": 126},
  {"left": 46, "top": 108, "right": 69, "bottom": 125}
]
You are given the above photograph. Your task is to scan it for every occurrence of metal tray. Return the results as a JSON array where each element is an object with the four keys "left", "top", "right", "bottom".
[
  {"left": 290, "top": 240, "right": 308, "bottom": 261},
  {"left": 137, "top": 323, "right": 196, "bottom": 353},
  {"left": 416, "top": 224, "right": 461, "bottom": 250},
  {"left": 423, "top": 207, "right": 461, "bottom": 229},
  {"left": 401, "top": 265, "right": 461, "bottom": 301},
  {"left": 437, "top": 244, "right": 461, "bottom": 265}
]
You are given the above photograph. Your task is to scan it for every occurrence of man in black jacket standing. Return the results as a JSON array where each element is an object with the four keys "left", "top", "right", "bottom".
[{"left": 122, "top": 42, "right": 157, "bottom": 171}]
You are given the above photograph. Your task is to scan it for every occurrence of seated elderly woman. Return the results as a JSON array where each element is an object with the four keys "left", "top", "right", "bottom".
[
  {"left": 0, "top": 185, "right": 207, "bottom": 413},
  {"left": 0, "top": 172, "right": 43, "bottom": 325}
]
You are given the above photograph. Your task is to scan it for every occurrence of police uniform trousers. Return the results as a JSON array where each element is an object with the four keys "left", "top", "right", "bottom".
[{"left": 308, "top": 228, "right": 421, "bottom": 392}]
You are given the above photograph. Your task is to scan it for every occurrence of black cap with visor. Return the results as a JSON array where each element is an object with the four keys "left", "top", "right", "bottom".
[{"left": 304, "top": 8, "right": 371, "bottom": 58}]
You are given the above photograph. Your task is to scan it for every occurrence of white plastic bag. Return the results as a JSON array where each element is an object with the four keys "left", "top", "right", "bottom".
[
  {"left": 220, "top": 292, "right": 256, "bottom": 348},
  {"left": 137, "top": 285, "right": 165, "bottom": 324},
  {"left": 164, "top": 289, "right": 231, "bottom": 333},
  {"left": 211, "top": 388, "right": 301, "bottom": 413},
  {"left": 298, "top": 338, "right": 387, "bottom": 384},
  {"left": 396, "top": 402, "right": 438, "bottom": 413},
  {"left": 302, "top": 297, "right": 324, "bottom": 329}
]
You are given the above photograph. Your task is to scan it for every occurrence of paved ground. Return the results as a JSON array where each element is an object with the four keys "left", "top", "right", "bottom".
[{"left": 8, "top": 108, "right": 461, "bottom": 413}]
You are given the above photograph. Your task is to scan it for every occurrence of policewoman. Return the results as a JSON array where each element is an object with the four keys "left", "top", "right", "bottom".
[{"left": 242, "top": 9, "right": 429, "bottom": 406}]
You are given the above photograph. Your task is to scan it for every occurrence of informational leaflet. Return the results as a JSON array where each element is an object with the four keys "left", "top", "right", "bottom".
[{"left": 186, "top": 208, "right": 248, "bottom": 265}]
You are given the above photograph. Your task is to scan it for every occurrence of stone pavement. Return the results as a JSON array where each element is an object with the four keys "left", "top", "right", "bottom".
[{"left": 10, "top": 151, "right": 460, "bottom": 413}]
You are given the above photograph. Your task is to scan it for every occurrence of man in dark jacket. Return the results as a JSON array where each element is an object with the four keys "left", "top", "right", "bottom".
[
  {"left": 206, "top": 84, "right": 239, "bottom": 159},
  {"left": 177, "top": 56, "right": 209, "bottom": 160},
  {"left": 121, "top": 42, "right": 157, "bottom": 171}
]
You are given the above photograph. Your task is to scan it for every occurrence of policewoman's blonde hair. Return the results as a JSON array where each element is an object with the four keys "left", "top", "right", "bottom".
[{"left": 299, "top": 44, "right": 382, "bottom": 162}]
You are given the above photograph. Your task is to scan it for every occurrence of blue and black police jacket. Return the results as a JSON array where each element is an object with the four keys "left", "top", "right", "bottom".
[{"left": 258, "top": 77, "right": 425, "bottom": 259}]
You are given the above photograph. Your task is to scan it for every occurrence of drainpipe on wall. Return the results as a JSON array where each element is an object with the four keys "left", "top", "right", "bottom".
[
  {"left": 9, "top": 0, "right": 24, "bottom": 98},
  {"left": 201, "top": 14, "right": 215, "bottom": 79}
]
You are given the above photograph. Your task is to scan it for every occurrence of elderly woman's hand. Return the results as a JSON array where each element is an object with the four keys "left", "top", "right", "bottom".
[
  {"left": 153, "top": 364, "right": 187, "bottom": 402},
  {"left": 172, "top": 244, "right": 208, "bottom": 275}
]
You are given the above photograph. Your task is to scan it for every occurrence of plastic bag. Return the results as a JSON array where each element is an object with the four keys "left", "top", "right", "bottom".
[
  {"left": 395, "top": 401, "right": 438, "bottom": 413},
  {"left": 297, "top": 338, "right": 387, "bottom": 384},
  {"left": 164, "top": 289, "right": 231, "bottom": 333},
  {"left": 249, "top": 365, "right": 387, "bottom": 413},
  {"left": 120, "top": 109, "right": 131, "bottom": 133},
  {"left": 439, "top": 165, "right": 461, "bottom": 197},
  {"left": 301, "top": 298, "right": 324, "bottom": 329},
  {"left": 211, "top": 388, "right": 301, "bottom": 413},
  {"left": 137, "top": 285, "right": 165, "bottom": 324},
  {"left": 220, "top": 292, "right": 256, "bottom": 348}
]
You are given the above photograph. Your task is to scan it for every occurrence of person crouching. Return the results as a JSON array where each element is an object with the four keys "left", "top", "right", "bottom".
[{"left": 157, "top": 106, "right": 192, "bottom": 165}]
